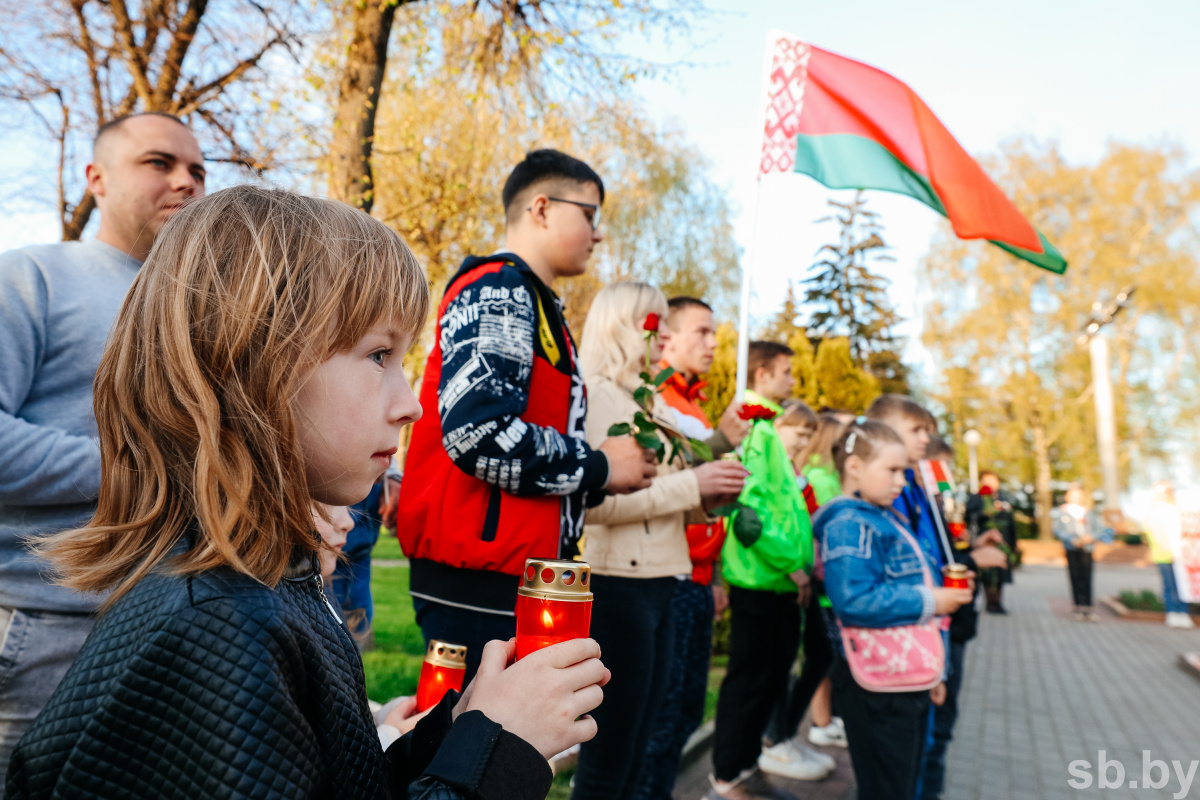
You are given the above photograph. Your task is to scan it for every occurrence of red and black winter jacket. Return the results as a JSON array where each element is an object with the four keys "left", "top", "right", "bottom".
[{"left": 397, "top": 255, "right": 609, "bottom": 614}]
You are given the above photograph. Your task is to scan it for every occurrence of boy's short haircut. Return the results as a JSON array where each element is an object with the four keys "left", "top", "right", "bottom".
[
  {"left": 833, "top": 419, "right": 904, "bottom": 477},
  {"left": 926, "top": 435, "right": 955, "bottom": 460},
  {"left": 666, "top": 296, "right": 712, "bottom": 330},
  {"left": 502, "top": 149, "right": 605, "bottom": 223},
  {"left": 866, "top": 393, "right": 933, "bottom": 430},
  {"left": 779, "top": 399, "right": 818, "bottom": 430},
  {"left": 747, "top": 340, "right": 794, "bottom": 389}
]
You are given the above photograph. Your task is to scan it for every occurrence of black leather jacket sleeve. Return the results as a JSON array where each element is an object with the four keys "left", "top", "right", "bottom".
[{"left": 387, "top": 692, "right": 552, "bottom": 800}]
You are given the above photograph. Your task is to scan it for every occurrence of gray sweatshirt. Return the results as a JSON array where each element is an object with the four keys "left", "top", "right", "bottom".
[{"left": 0, "top": 239, "right": 141, "bottom": 612}]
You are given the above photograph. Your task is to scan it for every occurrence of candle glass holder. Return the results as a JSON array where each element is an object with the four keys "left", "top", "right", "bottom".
[
  {"left": 942, "top": 563, "right": 970, "bottom": 590},
  {"left": 415, "top": 640, "right": 467, "bottom": 712},
  {"left": 515, "top": 558, "right": 593, "bottom": 660}
]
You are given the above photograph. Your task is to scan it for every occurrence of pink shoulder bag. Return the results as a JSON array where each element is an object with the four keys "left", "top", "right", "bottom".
[{"left": 838, "top": 515, "right": 945, "bottom": 693}]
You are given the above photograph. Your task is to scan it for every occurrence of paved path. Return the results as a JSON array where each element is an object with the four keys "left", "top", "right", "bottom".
[{"left": 676, "top": 563, "right": 1200, "bottom": 800}]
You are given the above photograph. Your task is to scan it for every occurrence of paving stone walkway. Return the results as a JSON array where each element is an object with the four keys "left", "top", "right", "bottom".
[{"left": 676, "top": 563, "right": 1200, "bottom": 800}]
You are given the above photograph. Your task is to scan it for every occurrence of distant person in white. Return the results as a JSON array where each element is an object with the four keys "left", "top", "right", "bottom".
[{"left": 0, "top": 112, "right": 205, "bottom": 791}]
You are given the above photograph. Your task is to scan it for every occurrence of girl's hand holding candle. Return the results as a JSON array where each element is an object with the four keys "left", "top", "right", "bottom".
[
  {"left": 459, "top": 637, "right": 610, "bottom": 760},
  {"left": 515, "top": 558, "right": 593, "bottom": 660}
]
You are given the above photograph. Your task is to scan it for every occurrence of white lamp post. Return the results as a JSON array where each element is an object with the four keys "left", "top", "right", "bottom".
[
  {"left": 963, "top": 429, "right": 982, "bottom": 493},
  {"left": 1077, "top": 286, "right": 1134, "bottom": 515}
]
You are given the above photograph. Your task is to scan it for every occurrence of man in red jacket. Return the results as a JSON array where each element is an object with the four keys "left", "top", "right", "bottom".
[{"left": 397, "top": 150, "right": 654, "bottom": 680}]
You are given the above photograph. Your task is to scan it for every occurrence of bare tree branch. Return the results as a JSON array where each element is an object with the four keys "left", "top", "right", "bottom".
[
  {"left": 63, "top": 192, "right": 96, "bottom": 241},
  {"left": 153, "top": 0, "right": 208, "bottom": 108},
  {"left": 69, "top": 0, "right": 107, "bottom": 123},
  {"left": 108, "top": 0, "right": 155, "bottom": 106},
  {"left": 55, "top": 94, "right": 69, "bottom": 229},
  {"left": 138, "top": 0, "right": 169, "bottom": 69},
  {"left": 174, "top": 31, "right": 287, "bottom": 115},
  {"left": 2, "top": 0, "right": 311, "bottom": 238}
]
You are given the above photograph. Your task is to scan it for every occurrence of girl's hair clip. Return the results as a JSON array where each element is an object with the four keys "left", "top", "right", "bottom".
[
  {"left": 844, "top": 430, "right": 858, "bottom": 454},
  {"left": 855, "top": 415, "right": 868, "bottom": 424}
]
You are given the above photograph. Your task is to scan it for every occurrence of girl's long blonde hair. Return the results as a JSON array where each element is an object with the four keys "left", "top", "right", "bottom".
[
  {"left": 40, "top": 185, "right": 429, "bottom": 609},
  {"left": 579, "top": 281, "right": 669, "bottom": 392}
]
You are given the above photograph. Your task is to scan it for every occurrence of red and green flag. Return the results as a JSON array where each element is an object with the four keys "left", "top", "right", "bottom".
[
  {"left": 919, "top": 459, "right": 955, "bottom": 495},
  {"left": 760, "top": 35, "right": 1066, "bottom": 273}
]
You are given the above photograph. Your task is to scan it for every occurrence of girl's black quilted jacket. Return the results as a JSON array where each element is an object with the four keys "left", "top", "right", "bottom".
[{"left": 5, "top": 550, "right": 551, "bottom": 800}]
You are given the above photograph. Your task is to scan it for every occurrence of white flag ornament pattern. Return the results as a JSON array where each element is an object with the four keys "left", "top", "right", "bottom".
[{"left": 759, "top": 35, "right": 812, "bottom": 176}]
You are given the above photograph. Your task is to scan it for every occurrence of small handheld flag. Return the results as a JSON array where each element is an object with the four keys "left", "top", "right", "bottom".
[{"left": 919, "top": 459, "right": 956, "bottom": 496}]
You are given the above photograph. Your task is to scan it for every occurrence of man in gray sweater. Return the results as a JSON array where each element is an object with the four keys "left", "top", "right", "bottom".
[{"left": 0, "top": 112, "right": 205, "bottom": 787}]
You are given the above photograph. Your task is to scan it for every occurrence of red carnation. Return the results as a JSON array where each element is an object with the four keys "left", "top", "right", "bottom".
[
  {"left": 643, "top": 313, "right": 660, "bottom": 332},
  {"left": 737, "top": 403, "right": 776, "bottom": 422}
]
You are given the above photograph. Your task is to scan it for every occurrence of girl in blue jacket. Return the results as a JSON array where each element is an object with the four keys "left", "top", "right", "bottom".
[{"left": 813, "top": 421, "right": 973, "bottom": 800}]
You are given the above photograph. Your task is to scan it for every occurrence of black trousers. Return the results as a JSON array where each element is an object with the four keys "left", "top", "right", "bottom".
[
  {"left": 764, "top": 585, "right": 834, "bottom": 743},
  {"left": 1066, "top": 549, "right": 1094, "bottom": 607},
  {"left": 632, "top": 579, "right": 714, "bottom": 800},
  {"left": 713, "top": 586, "right": 802, "bottom": 781},
  {"left": 571, "top": 575, "right": 676, "bottom": 800},
  {"left": 831, "top": 655, "right": 930, "bottom": 800}
]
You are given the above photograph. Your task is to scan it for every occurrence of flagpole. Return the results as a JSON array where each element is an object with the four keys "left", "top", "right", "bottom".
[
  {"left": 919, "top": 461, "right": 957, "bottom": 562},
  {"left": 735, "top": 30, "right": 783, "bottom": 402},
  {"left": 734, "top": 182, "right": 761, "bottom": 401}
]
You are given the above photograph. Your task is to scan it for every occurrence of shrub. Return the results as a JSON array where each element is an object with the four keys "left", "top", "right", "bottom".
[{"left": 1118, "top": 589, "right": 1164, "bottom": 612}]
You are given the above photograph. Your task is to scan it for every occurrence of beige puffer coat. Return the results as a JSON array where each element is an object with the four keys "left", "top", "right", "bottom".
[{"left": 582, "top": 375, "right": 707, "bottom": 578}]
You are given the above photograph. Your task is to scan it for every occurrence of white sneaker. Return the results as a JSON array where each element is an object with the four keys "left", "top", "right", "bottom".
[
  {"left": 758, "top": 741, "right": 830, "bottom": 781},
  {"left": 1167, "top": 612, "right": 1196, "bottom": 629},
  {"left": 833, "top": 716, "right": 845, "bottom": 730},
  {"left": 808, "top": 721, "right": 849, "bottom": 748},
  {"left": 787, "top": 739, "right": 835, "bottom": 772}
]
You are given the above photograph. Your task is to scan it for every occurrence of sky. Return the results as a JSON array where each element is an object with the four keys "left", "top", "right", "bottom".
[
  {"left": 615, "top": 0, "right": 1200, "bottom": 373},
  {"left": 3, "top": 0, "right": 1198, "bottom": 362}
]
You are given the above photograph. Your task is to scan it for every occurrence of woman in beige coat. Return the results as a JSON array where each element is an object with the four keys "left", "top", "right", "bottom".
[{"left": 571, "top": 282, "right": 746, "bottom": 800}]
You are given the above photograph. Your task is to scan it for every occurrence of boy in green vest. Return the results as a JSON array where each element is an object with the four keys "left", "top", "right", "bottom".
[{"left": 709, "top": 341, "right": 829, "bottom": 800}]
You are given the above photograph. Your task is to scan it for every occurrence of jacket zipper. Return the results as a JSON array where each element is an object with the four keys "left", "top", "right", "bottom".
[
  {"left": 313, "top": 574, "right": 343, "bottom": 624},
  {"left": 302, "top": 572, "right": 361, "bottom": 664}
]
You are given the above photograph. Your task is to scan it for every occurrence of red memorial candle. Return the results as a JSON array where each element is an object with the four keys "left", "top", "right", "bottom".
[
  {"left": 415, "top": 640, "right": 467, "bottom": 712},
  {"left": 942, "top": 563, "right": 970, "bottom": 590},
  {"left": 515, "top": 558, "right": 593, "bottom": 660}
]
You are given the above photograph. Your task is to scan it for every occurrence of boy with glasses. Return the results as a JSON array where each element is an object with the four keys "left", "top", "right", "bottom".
[{"left": 397, "top": 149, "right": 655, "bottom": 681}]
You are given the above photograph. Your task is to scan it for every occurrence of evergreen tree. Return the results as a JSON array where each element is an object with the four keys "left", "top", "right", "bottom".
[{"left": 803, "top": 192, "right": 903, "bottom": 364}]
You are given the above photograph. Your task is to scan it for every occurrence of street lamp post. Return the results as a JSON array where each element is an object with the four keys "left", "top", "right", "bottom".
[
  {"left": 964, "top": 429, "right": 982, "bottom": 493},
  {"left": 1078, "top": 286, "right": 1135, "bottom": 515}
]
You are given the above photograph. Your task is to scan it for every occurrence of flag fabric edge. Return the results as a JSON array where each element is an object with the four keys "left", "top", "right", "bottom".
[{"left": 793, "top": 132, "right": 1068, "bottom": 273}]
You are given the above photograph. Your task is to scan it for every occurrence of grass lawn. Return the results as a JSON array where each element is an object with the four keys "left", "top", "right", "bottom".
[
  {"left": 362, "top": 564, "right": 425, "bottom": 702},
  {"left": 372, "top": 529, "right": 405, "bottom": 561}
]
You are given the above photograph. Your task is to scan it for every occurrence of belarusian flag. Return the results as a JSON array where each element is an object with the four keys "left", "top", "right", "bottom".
[
  {"left": 919, "top": 459, "right": 955, "bottom": 495},
  {"left": 760, "top": 35, "right": 1066, "bottom": 273}
]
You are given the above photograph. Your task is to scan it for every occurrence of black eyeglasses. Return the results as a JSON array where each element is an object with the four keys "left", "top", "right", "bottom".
[{"left": 536, "top": 196, "right": 602, "bottom": 230}]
